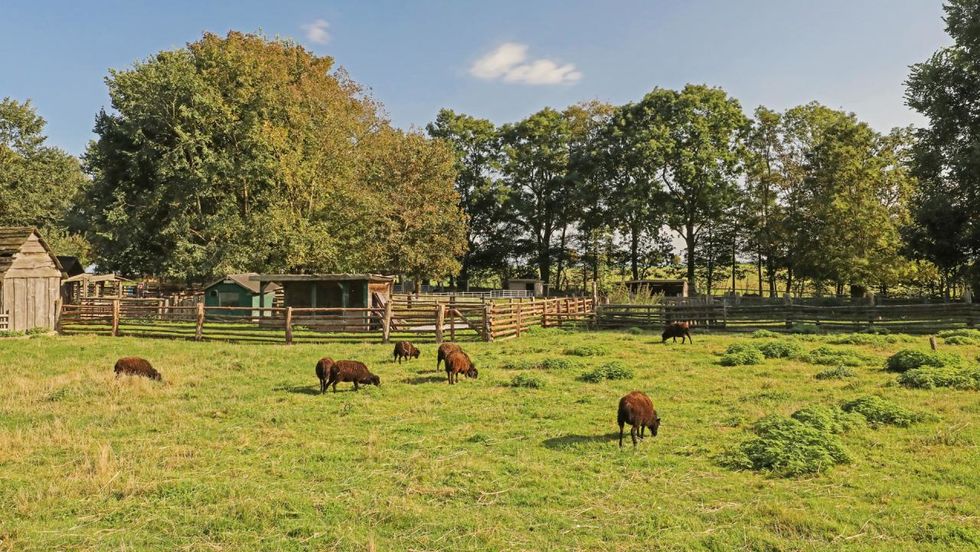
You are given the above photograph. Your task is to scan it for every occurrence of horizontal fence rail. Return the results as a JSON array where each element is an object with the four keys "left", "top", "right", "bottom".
[{"left": 595, "top": 303, "right": 980, "bottom": 333}]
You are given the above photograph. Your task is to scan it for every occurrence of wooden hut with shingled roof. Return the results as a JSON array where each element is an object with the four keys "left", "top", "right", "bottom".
[{"left": 0, "top": 227, "right": 64, "bottom": 331}]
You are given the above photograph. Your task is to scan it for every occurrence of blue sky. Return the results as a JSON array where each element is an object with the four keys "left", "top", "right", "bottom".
[{"left": 1, "top": 0, "right": 949, "bottom": 156}]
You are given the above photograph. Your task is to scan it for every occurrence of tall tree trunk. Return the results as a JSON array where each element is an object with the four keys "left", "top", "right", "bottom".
[
  {"left": 630, "top": 227, "right": 640, "bottom": 281},
  {"left": 685, "top": 222, "right": 697, "bottom": 296},
  {"left": 757, "top": 251, "right": 763, "bottom": 296}
]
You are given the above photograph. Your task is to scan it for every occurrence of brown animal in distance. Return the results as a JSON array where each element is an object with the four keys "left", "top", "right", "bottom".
[
  {"left": 315, "top": 357, "right": 335, "bottom": 394},
  {"left": 393, "top": 341, "right": 420, "bottom": 363},
  {"left": 114, "top": 357, "right": 162, "bottom": 381},
  {"left": 436, "top": 342, "right": 462, "bottom": 371},
  {"left": 444, "top": 350, "right": 477, "bottom": 384},
  {"left": 662, "top": 322, "right": 692, "bottom": 344},
  {"left": 617, "top": 391, "right": 661, "bottom": 448},
  {"left": 326, "top": 360, "right": 381, "bottom": 392}
]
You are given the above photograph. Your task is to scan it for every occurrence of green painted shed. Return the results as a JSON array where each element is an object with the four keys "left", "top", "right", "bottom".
[{"left": 203, "top": 274, "right": 280, "bottom": 316}]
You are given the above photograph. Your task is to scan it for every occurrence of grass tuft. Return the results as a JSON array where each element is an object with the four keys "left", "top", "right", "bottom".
[
  {"left": 720, "top": 343, "right": 765, "bottom": 366},
  {"left": 563, "top": 345, "right": 609, "bottom": 357},
  {"left": 721, "top": 415, "right": 850, "bottom": 477},
  {"left": 897, "top": 366, "right": 980, "bottom": 390},
  {"left": 579, "top": 361, "right": 634, "bottom": 383},
  {"left": 842, "top": 395, "right": 930, "bottom": 427},
  {"left": 509, "top": 373, "right": 546, "bottom": 389},
  {"left": 803, "top": 346, "right": 867, "bottom": 366},
  {"left": 814, "top": 365, "right": 857, "bottom": 380},
  {"left": 885, "top": 349, "right": 960, "bottom": 373},
  {"left": 751, "top": 329, "right": 780, "bottom": 338},
  {"left": 757, "top": 340, "right": 803, "bottom": 359}
]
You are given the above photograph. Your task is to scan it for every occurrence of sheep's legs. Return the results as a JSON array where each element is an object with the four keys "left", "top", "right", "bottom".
[
  {"left": 619, "top": 422, "right": 625, "bottom": 448},
  {"left": 639, "top": 425, "right": 645, "bottom": 438},
  {"left": 631, "top": 426, "right": 638, "bottom": 447}
]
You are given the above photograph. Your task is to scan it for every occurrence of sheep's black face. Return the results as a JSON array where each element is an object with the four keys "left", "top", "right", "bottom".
[
  {"left": 370, "top": 375, "right": 381, "bottom": 386},
  {"left": 466, "top": 367, "right": 478, "bottom": 379},
  {"left": 661, "top": 331, "right": 669, "bottom": 343},
  {"left": 412, "top": 349, "right": 420, "bottom": 359},
  {"left": 651, "top": 417, "right": 661, "bottom": 436}
]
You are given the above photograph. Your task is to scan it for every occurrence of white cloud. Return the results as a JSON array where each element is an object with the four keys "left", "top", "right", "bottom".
[
  {"left": 302, "top": 19, "right": 330, "bottom": 45},
  {"left": 469, "top": 42, "right": 582, "bottom": 85}
]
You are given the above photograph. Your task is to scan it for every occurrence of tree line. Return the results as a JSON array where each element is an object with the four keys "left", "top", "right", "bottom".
[{"left": 0, "top": 0, "right": 977, "bottom": 298}]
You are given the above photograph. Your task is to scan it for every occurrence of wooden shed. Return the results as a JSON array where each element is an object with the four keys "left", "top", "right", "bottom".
[
  {"left": 250, "top": 274, "right": 394, "bottom": 310},
  {"left": 625, "top": 278, "right": 688, "bottom": 298},
  {"left": 506, "top": 278, "right": 545, "bottom": 297},
  {"left": 0, "top": 227, "right": 64, "bottom": 331},
  {"left": 204, "top": 274, "right": 280, "bottom": 316}
]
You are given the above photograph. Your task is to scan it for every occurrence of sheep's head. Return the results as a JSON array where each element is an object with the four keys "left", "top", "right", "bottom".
[
  {"left": 466, "top": 367, "right": 478, "bottom": 379},
  {"left": 661, "top": 331, "right": 670, "bottom": 343},
  {"left": 412, "top": 348, "right": 420, "bottom": 359},
  {"left": 651, "top": 415, "right": 662, "bottom": 437},
  {"left": 369, "top": 374, "right": 381, "bottom": 386}
]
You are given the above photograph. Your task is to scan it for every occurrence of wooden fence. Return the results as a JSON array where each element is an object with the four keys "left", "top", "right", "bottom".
[
  {"left": 0, "top": 313, "right": 7, "bottom": 331},
  {"left": 58, "top": 297, "right": 596, "bottom": 344},
  {"left": 595, "top": 303, "right": 980, "bottom": 333}
]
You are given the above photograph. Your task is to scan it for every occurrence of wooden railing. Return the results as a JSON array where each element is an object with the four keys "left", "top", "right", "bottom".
[
  {"left": 0, "top": 313, "right": 8, "bottom": 331},
  {"left": 595, "top": 303, "right": 980, "bottom": 333}
]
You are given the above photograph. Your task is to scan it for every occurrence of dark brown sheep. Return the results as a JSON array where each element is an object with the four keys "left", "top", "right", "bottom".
[
  {"left": 315, "top": 357, "right": 335, "bottom": 394},
  {"left": 444, "top": 350, "right": 477, "bottom": 385},
  {"left": 661, "top": 322, "right": 692, "bottom": 344},
  {"left": 113, "top": 357, "right": 162, "bottom": 381},
  {"left": 436, "top": 342, "right": 462, "bottom": 371},
  {"left": 326, "top": 360, "right": 381, "bottom": 392},
  {"left": 617, "top": 391, "right": 661, "bottom": 448},
  {"left": 393, "top": 341, "right": 420, "bottom": 363}
]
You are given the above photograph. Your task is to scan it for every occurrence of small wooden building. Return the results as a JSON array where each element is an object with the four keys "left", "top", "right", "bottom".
[
  {"left": 56, "top": 256, "right": 85, "bottom": 278},
  {"left": 61, "top": 273, "right": 135, "bottom": 304},
  {"left": 506, "top": 278, "right": 545, "bottom": 297},
  {"left": 625, "top": 278, "right": 688, "bottom": 298},
  {"left": 0, "top": 227, "right": 64, "bottom": 331},
  {"left": 250, "top": 274, "right": 394, "bottom": 310},
  {"left": 204, "top": 274, "right": 279, "bottom": 316}
]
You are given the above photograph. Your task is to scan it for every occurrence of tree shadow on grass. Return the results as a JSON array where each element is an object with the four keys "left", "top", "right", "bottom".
[
  {"left": 404, "top": 375, "right": 446, "bottom": 385},
  {"left": 542, "top": 432, "right": 621, "bottom": 450}
]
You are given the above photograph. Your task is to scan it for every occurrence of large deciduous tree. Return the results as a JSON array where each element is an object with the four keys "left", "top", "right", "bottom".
[
  {"left": 83, "top": 32, "right": 468, "bottom": 282},
  {"left": 906, "top": 0, "right": 980, "bottom": 295},
  {"left": 0, "top": 98, "right": 90, "bottom": 261}
]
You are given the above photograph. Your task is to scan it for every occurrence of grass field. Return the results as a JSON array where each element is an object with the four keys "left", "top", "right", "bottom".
[{"left": 1, "top": 329, "right": 978, "bottom": 550}]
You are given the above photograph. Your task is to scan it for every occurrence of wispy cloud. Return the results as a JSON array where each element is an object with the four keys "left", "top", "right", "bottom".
[
  {"left": 469, "top": 42, "right": 582, "bottom": 85},
  {"left": 301, "top": 19, "right": 330, "bottom": 45}
]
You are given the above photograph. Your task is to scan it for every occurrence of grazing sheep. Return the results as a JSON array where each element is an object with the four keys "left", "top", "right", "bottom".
[
  {"left": 315, "top": 357, "right": 335, "bottom": 394},
  {"left": 444, "top": 350, "right": 478, "bottom": 385},
  {"left": 618, "top": 391, "right": 661, "bottom": 448},
  {"left": 326, "top": 360, "right": 381, "bottom": 392},
  {"left": 437, "top": 342, "right": 462, "bottom": 371},
  {"left": 662, "top": 322, "right": 693, "bottom": 344},
  {"left": 393, "top": 341, "right": 421, "bottom": 363},
  {"left": 113, "top": 357, "right": 162, "bottom": 381}
]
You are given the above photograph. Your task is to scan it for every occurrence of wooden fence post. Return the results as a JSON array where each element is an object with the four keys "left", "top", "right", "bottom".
[
  {"left": 382, "top": 300, "right": 393, "bottom": 342},
  {"left": 111, "top": 299, "right": 120, "bottom": 337},
  {"left": 54, "top": 298, "right": 63, "bottom": 333},
  {"left": 435, "top": 304, "right": 445, "bottom": 343},
  {"left": 195, "top": 302, "right": 205, "bottom": 341},
  {"left": 542, "top": 299, "right": 549, "bottom": 328},
  {"left": 483, "top": 303, "right": 493, "bottom": 342},
  {"left": 285, "top": 307, "right": 294, "bottom": 345},
  {"left": 516, "top": 303, "right": 523, "bottom": 338},
  {"left": 449, "top": 297, "right": 456, "bottom": 341}
]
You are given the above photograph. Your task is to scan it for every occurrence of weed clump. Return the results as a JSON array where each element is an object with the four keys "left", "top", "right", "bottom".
[
  {"left": 944, "top": 335, "right": 978, "bottom": 346},
  {"left": 510, "top": 373, "right": 546, "bottom": 389},
  {"left": 803, "top": 346, "right": 867, "bottom": 366},
  {"left": 814, "top": 366, "right": 857, "bottom": 380},
  {"left": 897, "top": 366, "right": 980, "bottom": 390},
  {"left": 501, "top": 357, "right": 575, "bottom": 370},
  {"left": 0, "top": 330, "right": 24, "bottom": 338},
  {"left": 579, "top": 361, "right": 635, "bottom": 383},
  {"left": 789, "top": 323, "right": 822, "bottom": 335},
  {"left": 722, "top": 415, "right": 850, "bottom": 476},
  {"left": 757, "top": 340, "right": 803, "bottom": 359},
  {"left": 625, "top": 327, "right": 646, "bottom": 335},
  {"left": 26, "top": 327, "right": 49, "bottom": 337},
  {"left": 828, "top": 333, "right": 906, "bottom": 346},
  {"left": 885, "top": 349, "right": 960, "bottom": 373},
  {"left": 937, "top": 328, "right": 980, "bottom": 339},
  {"left": 720, "top": 343, "right": 765, "bottom": 366},
  {"left": 842, "top": 395, "right": 930, "bottom": 427},
  {"left": 751, "top": 330, "right": 780, "bottom": 339},
  {"left": 563, "top": 345, "right": 609, "bottom": 357},
  {"left": 790, "top": 405, "right": 861, "bottom": 433}
]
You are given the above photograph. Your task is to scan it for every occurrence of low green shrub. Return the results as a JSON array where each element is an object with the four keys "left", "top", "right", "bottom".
[
  {"left": 757, "top": 340, "right": 803, "bottom": 359},
  {"left": 625, "top": 327, "right": 646, "bottom": 335},
  {"left": 803, "top": 346, "right": 867, "bottom": 366},
  {"left": 790, "top": 405, "right": 861, "bottom": 433},
  {"left": 501, "top": 357, "right": 575, "bottom": 370},
  {"left": 828, "top": 333, "right": 905, "bottom": 346},
  {"left": 789, "top": 323, "right": 822, "bottom": 335},
  {"left": 944, "top": 336, "right": 978, "bottom": 346},
  {"left": 897, "top": 366, "right": 980, "bottom": 390},
  {"left": 563, "top": 345, "right": 609, "bottom": 357},
  {"left": 720, "top": 343, "right": 765, "bottom": 366},
  {"left": 885, "top": 349, "right": 960, "bottom": 373},
  {"left": 26, "top": 327, "right": 49, "bottom": 338},
  {"left": 579, "top": 361, "right": 635, "bottom": 383},
  {"left": 751, "top": 330, "right": 780, "bottom": 339},
  {"left": 936, "top": 328, "right": 980, "bottom": 339},
  {"left": 0, "top": 330, "right": 24, "bottom": 338},
  {"left": 842, "top": 395, "right": 929, "bottom": 427},
  {"left": 722, "top": 415, "right": 850, "bottom": 476},
  {"left": 814, "top": 366, "right": 857, "bottom": 380},
  {"left": 510, "top": 373, "right": 546, "bottom": 389}
]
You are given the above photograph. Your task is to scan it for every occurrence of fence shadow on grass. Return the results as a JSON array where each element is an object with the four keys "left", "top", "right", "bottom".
[
  {"left": 275, "top": 385, "right": 321, "bottom": 396},
  {"left": 542, "top": 432, "right": 621, "bottom": 450},
  {"left": 404, "top": 375, "right": 447, "bottom": 385}
]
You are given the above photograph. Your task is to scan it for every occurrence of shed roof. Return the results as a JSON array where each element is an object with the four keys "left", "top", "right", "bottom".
[
  {"left": 0, "top": 227, "right": 63, "bottom": 276},
  {"left": 249, "top": 273, "right": 395, "bottom": 283},
  {"left": 205, "top": 273, "right": 281, "bottom": 294},
  {"left": 625, "top": 279, "right": 687, "bottom": 284},
  {"left": 63, "top": 272, "right": 133, "bottom": 284},
  {"left": 57, "top": 256, "right": 84, "bottom": 277}
]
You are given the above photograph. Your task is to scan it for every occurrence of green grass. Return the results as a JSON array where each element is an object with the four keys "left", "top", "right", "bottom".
[{"left": 1, "top": 331, "right": 978, "bottom": 550}]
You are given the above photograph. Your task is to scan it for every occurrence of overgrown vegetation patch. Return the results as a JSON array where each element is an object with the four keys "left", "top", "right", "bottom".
[
  {"left": 721, "top": 414, "right": 851, "bottom": 477},
  {"left": 563, "top": 345, "right": 609, "bottom": 357},
  {"left": 756, "top": 340, "right": 802, "bottom": 359},
  {"left": 814, "top": 366, "right": 857, "bottom": 380},
  {"left": 720, "top": 343, "right": 765, "bottom": 366},
  {"left": 509, "top": 373, "right": 546, "bottom": 389},
  {"left": 803, "top": 346, "right": 867, "bottom": 366},
  {"left": 842, "top": 395, "right": 930, "bottom": 427},
  {"left": 790, "top": 405, "right": 862, "bottom": 433},
  {"left": 579, "top": 361, "right": 634, "bottom": 383},
  {"left": 828, "top": 333, "right": 908, "bottom": 346},
  {"left": 885, "top": 349, "right": 960, "bottom": 373},
  {"left": 751, "top": 330, "right": 780, "bottom": 339},
  {"left": 788, "top": 323, "right": 822, "bottom": 335},
  {"left": 897, "top": 366, "right": 980, "bottom": 390},
  {"left": 501, "top": 357, "right": 576, "bottom": 371},
  {"left": 937, "top": 328, "right": 980, "bottom": 345}
]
